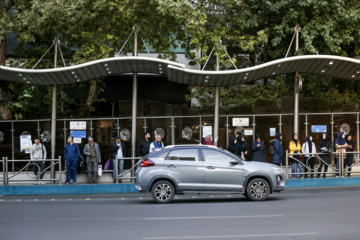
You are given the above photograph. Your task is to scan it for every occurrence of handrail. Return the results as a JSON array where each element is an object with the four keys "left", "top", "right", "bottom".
[{"left": 285, "top": 150, "right": 360, "bottom": 179}]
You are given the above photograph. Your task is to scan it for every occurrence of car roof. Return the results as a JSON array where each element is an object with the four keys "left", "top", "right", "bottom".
[{"left": 164, "top": 144, "right": 219, "bottom": 149}]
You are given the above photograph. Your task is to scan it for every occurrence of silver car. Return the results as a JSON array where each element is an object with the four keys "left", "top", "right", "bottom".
[{"left": 135, "top": 145, "right": 286, "bottom": 203}]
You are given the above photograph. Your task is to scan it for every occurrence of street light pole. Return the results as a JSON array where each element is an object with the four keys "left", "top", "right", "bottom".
[{"left": 294, "top": 25, "right": 301, "bottom": 134}]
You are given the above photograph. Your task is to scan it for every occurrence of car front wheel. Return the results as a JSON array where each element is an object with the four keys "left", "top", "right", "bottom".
[
  {"left": 151, "top": 180, "right": 175, "bottom": 204},
  {"left": 246, "top": 178, "right": 270, "bottom": 201}
]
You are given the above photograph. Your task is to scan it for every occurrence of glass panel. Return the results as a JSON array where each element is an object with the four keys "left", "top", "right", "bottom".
[
  {"left": 167, "top": 149, "right": 198, "bottom": 161},
  {"left": 174, "top": 117, "right": 200, "bottom": 145},
  {"left": 203, "top": 149, "right": 232, "bottom": 163}
]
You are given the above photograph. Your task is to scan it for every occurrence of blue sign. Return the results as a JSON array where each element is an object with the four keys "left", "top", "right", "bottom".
[
  {"left": 311, "top": 125, "right": 327, "bottom": 133},
  {"left": 71, "top": 130, "right": 87, "bottom": 138}
]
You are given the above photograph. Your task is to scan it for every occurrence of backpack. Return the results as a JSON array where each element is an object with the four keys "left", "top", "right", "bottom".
[{"left": 269, "top": 145, "right": 275, "bottom": 156}]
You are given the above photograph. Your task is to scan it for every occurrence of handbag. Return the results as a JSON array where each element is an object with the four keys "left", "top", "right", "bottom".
[
  {"left": 98, "top": 164, "right": 103, "bottom": 176},
  {"left": 104, "top": 159, "right": 111, "bottom": 170}
]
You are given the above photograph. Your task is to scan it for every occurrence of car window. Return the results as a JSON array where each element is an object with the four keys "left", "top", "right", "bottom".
[
  {"left": 166, "top": 149, "right": 198, "bottom": 161},
  {"left": 202, "top": 149, "right": 233, "bottom": 163}
]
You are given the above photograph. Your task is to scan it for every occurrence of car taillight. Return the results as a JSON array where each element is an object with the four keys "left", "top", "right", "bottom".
[{"left": 141, "top": 159, "right": 155, "bottom": 167}]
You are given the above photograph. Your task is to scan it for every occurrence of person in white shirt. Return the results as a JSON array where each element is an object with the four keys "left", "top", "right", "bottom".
[
  {"left": 111, "top": 136, "right": 126, "bottom": 183},
  {"left": 149, "top": 135, "right": 164, "bottom": 153},
  {"left": 30, "top": 136, "right": 47, "bottom": 184},
  {"left": 302, "top": 135, "right": 316, "bottom": 178}
]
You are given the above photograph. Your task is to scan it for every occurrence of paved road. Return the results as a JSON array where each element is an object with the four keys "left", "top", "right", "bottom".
[{"left": 0, "top": 187, "right": 360, "bottom": 240}]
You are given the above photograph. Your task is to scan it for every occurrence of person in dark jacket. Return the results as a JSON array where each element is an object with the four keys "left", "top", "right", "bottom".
[
  {"left": 318, "top": 133, "right": 331, "bottom": 178},
  {"left": 252, "top": 134, "right": 265, "bottom": 162},
  {"left": 111, "top": 136, "right": 127, "bottom": 183},
  {"left": 272, "top": 133, "right": 283, "bottom": 166},
  {"left": 335, "top": 132, "right": 348, "bottom": 177},
  {"left": 227, "top": 132, "right": 240, "bottom": 155},
  {"left": 345, "top": 134, "right": 355, "bottom": 177},
  {"left": 236, "top": 134, "right": 248, "bottom": 160},
  {"left": 137, "top": 132, "right": 151, "bottom": 157},
  {"left": 64, "top": 136, "right": 80, "bottom": 185}
]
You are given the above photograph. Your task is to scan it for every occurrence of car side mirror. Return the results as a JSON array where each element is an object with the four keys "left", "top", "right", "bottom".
[{"left": 229, "top": 159, "right": 239, "bottom": 165}]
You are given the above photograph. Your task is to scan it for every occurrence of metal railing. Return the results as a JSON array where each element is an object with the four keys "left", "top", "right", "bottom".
[
  {"left": 113, "top": 156, "right": 141, "bottom": 184},
  {"left": 1, "top": 157, "right": 62, "bottom": 186},
  {"left": 285, "top": 150, "right": 360, "bottom": 179}
]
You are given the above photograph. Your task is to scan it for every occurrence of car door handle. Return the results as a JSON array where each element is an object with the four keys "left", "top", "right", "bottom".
[
  {"left": 167, "top": 165, "right": 176, "bottom": 168},
  {"left": 206, "top": 166, "right": 215, "bottom": 170}
]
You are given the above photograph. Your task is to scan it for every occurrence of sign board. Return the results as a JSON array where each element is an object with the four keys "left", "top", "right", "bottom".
[
  {"left": 70, "top": 121, "right": 87, "bottom": 130},
  {"left": 71, "top": 130, "right": 87, "bottom": 139},
  {"left": 202, "top": 126, "right": 212, "bottom": 138},
  {"left": 311, "top": 125, "right": 327, "bottom": 133},
  {"left": 20, "top": 135, "right": 32, "bottom": 154},
  {"left": 270, "top": 128, "right": 276, "bottom": 137},
  {"left": 244, "top": 129, "right": 253, "bottom": 136},
  {"left": 232, "top": 118, "right": 249, "bottom": 127},
  {"left": 73, "top": 138, "right": 82, "bottom": 144}
]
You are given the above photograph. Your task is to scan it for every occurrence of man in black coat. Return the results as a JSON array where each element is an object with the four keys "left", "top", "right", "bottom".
[
  {"left": 111, "top": 136, "right": 126, "bottom": 183},
  {"left": 137, "top": 132, "right": 151, "bottom": 157}
]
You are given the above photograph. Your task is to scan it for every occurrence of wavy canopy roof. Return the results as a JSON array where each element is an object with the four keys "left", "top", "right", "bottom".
[{"left": 0, "top": 55, "right": 359, "bottom": 86}]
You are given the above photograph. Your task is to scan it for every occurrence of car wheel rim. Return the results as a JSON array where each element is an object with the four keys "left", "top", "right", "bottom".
[
  {"left": 250, "top": 181, "right": 267, "bottom": 199},
  {"left": 154, "top": 183, "right": 172, "bottom": 202}
]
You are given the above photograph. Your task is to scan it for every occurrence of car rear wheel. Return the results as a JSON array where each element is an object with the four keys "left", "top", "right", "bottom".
[
  {"left": 151, "top": 180, "right": 175, "bottom": 204},
  {"left": 246, "top": 178, "right": 270, "bottom": 201}
]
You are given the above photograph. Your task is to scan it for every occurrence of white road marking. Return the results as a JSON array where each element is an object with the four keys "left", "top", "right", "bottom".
[
  {"left": 144, "top": 214, "right": 283, "bottom": 220},
  {"left": 143, "top": 232, "right": 317, "bottom": 239}
]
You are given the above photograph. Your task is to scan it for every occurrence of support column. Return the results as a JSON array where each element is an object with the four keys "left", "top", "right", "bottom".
[
  {"left": 294, "top": 25, "right": 301, "bottom": 134},
  {"left": 131, "top": 25, "right": 138, "bottom": 179},
  {"left": 214, "top": 55, "right": 220, "bottom": 146},
  {"left": 51, "top": 37, "right": 58, "bottom": 180}
]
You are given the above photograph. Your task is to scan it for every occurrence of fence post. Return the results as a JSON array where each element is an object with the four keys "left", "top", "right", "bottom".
[
  {"left": 2, "top": 157, "right": 5, "bottom": 186},
  {"left": 59, "top": 156, "right": 62, "bottom": 185},
  {"left": 5, "top": 157, "right": 8, "bottom": 186},
  {"left": 285, "top": 150, "right": 288, "bottom": 179},
  {"left": 115, "top": 155, "right": 118, "bottom": 184},
  {"left": 339, "top": 149, "right": 344, "bottom": 177}
]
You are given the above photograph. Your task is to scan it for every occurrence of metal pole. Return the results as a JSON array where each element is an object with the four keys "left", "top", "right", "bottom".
[
  {"left": 171, "top": 116, "right": 175, "bottom": 145},
  {"left": 59, "top": 156, "right": 62, "bottom": 185},
  {"left": 357, "top": 113, "right": 359, "bottom": 153},
  {"left": 2, "top": 157, "right": 5, "bottom": 185},
  {"left": 279, "top": 114, "right": 282, "bottom": 134},
  {"left": 51, "top": 37, "right": 58, "bottom": 181},
  {"left": 11, "top": 122, "right": 14, "bottom": 172},
  {"left": 305, "top": 114, "right": 308, "bottom": 137},
  {"left": 214, "top": 55, "right": 220, "bottom": 146},
  {"left": 252, "top": 114, "right": 256, "bottom": 141},
  {"left": 115, "top": 155, "right": 118, "bottom": 184},
  {"left": 285, "top": 150, "right": 288, "bottom": 179},
  {"left": 37, "top": 120, "right": 41, "bottom": 138},
  {"left": 331, "top": 113, "right": 334, "bottom": 164},
  {"left": 199, "top": 115, "right": 202, "bottom": 143},
  {"left": 5, "top": 157, "right": 8, "bottom": 185},
  {"left": 226, "top": 115, "right": 229, "bottom": 147},
  {"left": 131, "top": 25, "right": 138, "bottom": 180},
  {"left": 294, "top": 25, "right": 301, "bottom": 134}
]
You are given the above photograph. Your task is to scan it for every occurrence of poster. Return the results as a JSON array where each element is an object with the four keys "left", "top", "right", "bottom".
[
  {"left": 70, "top": 121, "right": 87, "bottom": 130},
  {"left": 71, "top": 130, "right": 87, "bottom": 138},
  {"left": 244, "top": 129, "right": 253, "bottom": 136},
  {"left": 73, "top": 138, "right": 82, "bottom": 144},
  {"left": 20, "top": 135, "right": 32, "bottom": 154},
  {"left": 270, "top": 128, "right": 276, "bottom": 137},
  {"left": 202, "top": 126, "right": 212, "bottom": 138},
  {"left": 232, "top": 118, "right": 249, "bottom": 126},
  {"left": 311, "top": 125, "right": 327, "bottom": 133}
]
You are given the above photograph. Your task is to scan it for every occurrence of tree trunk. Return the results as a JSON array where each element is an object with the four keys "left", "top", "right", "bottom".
[
  {"left": 0, "top": 2, "right": 13, "bottom": 120},
  {"left": 81, "top": 79, "right": 106, "bottom": 117}
]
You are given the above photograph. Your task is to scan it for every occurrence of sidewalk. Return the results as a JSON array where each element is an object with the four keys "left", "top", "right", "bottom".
[{"left": 1, "top": 177, "right": 360, "bottom": 196}]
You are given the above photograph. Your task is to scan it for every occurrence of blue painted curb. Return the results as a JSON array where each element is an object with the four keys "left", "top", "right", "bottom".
[
  {"left": 285, "top": 177, "right": 360, "bottom": 189},
  {"left": 0, "top": 183, "right": 140, "bottom": 196},
  {"left": 1, "top": 178, "right": 360, "bottom": 196}
]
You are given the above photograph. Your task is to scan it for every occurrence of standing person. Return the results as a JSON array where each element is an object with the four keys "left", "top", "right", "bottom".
[
  {"left": 302, "top": 135, "right": 316, "bottom": 178},
  {"left": 236, "top": 134, "right": 248, "bottom": 160},
  {"left": 64, "top": 136, "right": 80, "bottom": 185},
  {"left": 335, "top": 132, "right": 348, "bottom": 177},
  {"left": 252, "top": 134, "right": 265, "bottom": 162},
  {"left": 83, "top": 136, "right": 101, "bottom": 184},
  {"left": 273, "top": 133, "right": 283, "bottom": 166},
  {"left": 137, "top": 132, "right": 152, "bottom": 157},
  {"left": 202, "top": 135, "right": 214, "bottom": 145},
  {"left": 345, "top": 134, "right": 355, "bottom": 177},
  {"left": 149, "top": 135, "right": 164, "bottom": 153},
  {"left": 289, "top": 133, "right": 303, "bottom": 179},
  {"left": 30, "top": 136, "right": 47, "bottom": 184},
  {"left": 227, "top": 132, "right": 239, "bottom": 154},
  {"left": 318, "top": 133, "right": 332, "bottom": 178},
  {"left": 111, "top": 136, "right": 126, "bottom": 183}
]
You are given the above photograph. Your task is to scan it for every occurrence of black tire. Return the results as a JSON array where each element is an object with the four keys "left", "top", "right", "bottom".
[
  {"left": 246, "top": 178, "right": 270, "bottom": 201},
  {"left": 151, "top": 180, "right": 175, "bottom": 204}
]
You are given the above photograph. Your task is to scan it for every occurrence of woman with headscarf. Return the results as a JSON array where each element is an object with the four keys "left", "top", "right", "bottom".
[
  {"left": 302, "top": 135, "right": 316, "bottom": 178},
  {"left": 335, "top": 132, "right": 348, "bottom": 177},
  {"left": 236, "top": 134, "right": 248, "bottom": 160},
  {"left": 289, "top": 133, "right": 303, "bottom": 179},
  {"left": 272, "top": 133, "right": 283, "bottom": 166},
  {"left": 345, "top": 134, "right": 355, "bottom": 177},
  {"left": 227, "top": 133, "right": 239, "bottom": 154},
  {"left": 318, "top": 133, "right": 331, "bottom": 178},
  {"left": 202, "top": 135, "right": 214, "bottom": 145},
  {"left": 252, "top": 134, "right": 265, "bottom": 162}
]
